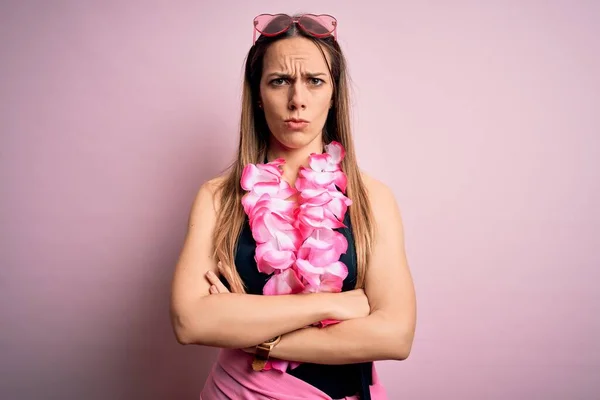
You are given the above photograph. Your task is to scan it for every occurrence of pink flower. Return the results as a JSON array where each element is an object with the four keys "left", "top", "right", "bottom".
[
  {"left": 255, "top": 244, "right": 295, "bottom": 275},
  {"left": 240, "top": 143, "right": 353, "bottom": 372},
  {"left": 296, "top": 259, "right": 348, "bottom": 292},
  {"left": 263, "top": 268, "right": 305, "bottom": 295},
  {"left": 250, "top": 210, "right": 297, "bottom": 243},
  {"left": 296, "top": 141, "right": 348, "bottom": 192},
  {"left": 296, "top": 167, "right": 347, "bottom": 193},
  {"left": 295, "top": 204, "right": 346, "bottom": 240},
  {"left": 324, "top": 141, "right": 345, "bottom": 164},
  {"left": 241, "top": 159, "right": 284, "bottom": 190},
  {"left": 298, "top": 188, "right": 352, "bottom": 221},
  {"left": 297, "top": 229, "right": 348, "bottom": 267},
  {"left": 254, "top": 230, "right": 301, "bottom": 274},
  {"left": 242, "top": 183, "right": 296, "bottom": 216}
]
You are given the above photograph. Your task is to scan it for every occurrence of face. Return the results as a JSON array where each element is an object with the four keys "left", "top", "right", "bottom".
[{"left": 259, "top": 36, "right": 334, "bottom": 150}]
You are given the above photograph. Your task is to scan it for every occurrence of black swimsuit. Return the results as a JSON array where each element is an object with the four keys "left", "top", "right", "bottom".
[{"left": 223, "top": 212, "right": 373, "bottom": 399}]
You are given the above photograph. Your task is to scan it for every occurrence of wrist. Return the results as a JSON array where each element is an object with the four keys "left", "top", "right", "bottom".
[
  {"left": 316, "top": 292, "right": 343, "bottom": 321},
  {"left": 252, "top": 335, "right": 282, "bottom": 371}
]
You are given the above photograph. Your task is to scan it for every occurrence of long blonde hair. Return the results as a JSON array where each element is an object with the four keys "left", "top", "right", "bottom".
[{"left": 213, "top": 23, "right": 374, "bottom": 293}]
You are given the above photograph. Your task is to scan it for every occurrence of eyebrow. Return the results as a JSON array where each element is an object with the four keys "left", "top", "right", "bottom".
[{"left": 265, "top": 72, "right": 328, "bottom": 79}]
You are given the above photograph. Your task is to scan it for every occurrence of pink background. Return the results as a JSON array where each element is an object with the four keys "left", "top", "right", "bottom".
[{"left": 1, "top": 1, "right": 599, "bottom": 399}]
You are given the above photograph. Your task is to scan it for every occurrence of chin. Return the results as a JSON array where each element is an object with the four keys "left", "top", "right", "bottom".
[{"left": 272, "top": 131, "right": 321, "bottom": 150}]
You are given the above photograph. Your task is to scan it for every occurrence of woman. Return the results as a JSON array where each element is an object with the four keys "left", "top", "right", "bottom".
[{"left": 170, "top": 13, "right": 416, "bottom": 400}]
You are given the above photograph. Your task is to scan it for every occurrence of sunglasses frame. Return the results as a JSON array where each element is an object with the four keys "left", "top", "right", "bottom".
[{"left": 252, "top": 13, "right": 338, "bottom": 44}]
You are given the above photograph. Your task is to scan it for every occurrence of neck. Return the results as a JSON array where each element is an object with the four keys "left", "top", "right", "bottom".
[{"left": 267, "top": 136, "right": 324, "bottom": 185}]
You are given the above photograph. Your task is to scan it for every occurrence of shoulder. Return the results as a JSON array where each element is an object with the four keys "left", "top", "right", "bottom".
[
  {"left": 359, "top": 170, "right": 403, "bottom": 228},
  {"left": 360, "top": 171, "right": 398, "bottom": 209},
  {"left": 199, "top": 175, "right": 227, "bottom": 198},
  {"left": 189, "top": 174, "right": 228, "bottom": 225}
]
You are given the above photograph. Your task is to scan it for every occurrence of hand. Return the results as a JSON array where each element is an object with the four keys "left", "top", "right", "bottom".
[
  {"left": 205, "top": 263, "right": 231, "bottom": 294},
  {"left": 206, "top": 266, "right": 254, "bottom": 353},
  {"left": 332, "top": 289, "right": 371, "bottom": 321}
]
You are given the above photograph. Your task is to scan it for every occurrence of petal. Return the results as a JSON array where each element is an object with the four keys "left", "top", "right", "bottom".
[
  {"left": 263, "top": 269, "right": 305, "bottom": 295},
  {"left": 295, "top": 259, "right": 322, "bottom": 287},
  {"left": 259, "top": 163, "right": 284, "bottom": 178},
  {"left": 297, "top": 207, "right": 345, "bottom": 231},
  {"left": 301, "top": 230, "right": 347, "bottom": 267},
  {"left": 316, "top": 278, "right": 344, "bottom": 293},
  {"left": 308, "top": 153, "right": 331, "bottom": 172},
  {"left": 332, "top": 170, "right": 347, "bottom": 193},
  {"left": 260, "top": 250, "right": 296, "bottom": 272},
  {"left": 323, "top": 261, "right": 349, "bottom": 279},
  {"left": 288, "top": 361, "right": 301, "bottom": 370},
  {"left": 253, "top": 197, "right": 295, "bottom": 220},
  {"left": 253, "top": 181, "right": 283, "bottom": 196},
  {"left": 304, "top": 170, "right": 335, "bottom": 187},
  {"left": 241, "top": 191, "right": 261, "bottom": 215},
  {"left": 302, "top": 235, "right": 334, "bottom": 251},
  {"left": 276, "top": 182, "right": 297, "bottom": 199},
  {"left": 300, "top": 190, "right": 331, "bottom": 206},
  {"left": 297, "top": 223, "right": 314, "bottom": 241},
  {"left": 267, "top": 359, "right": 290, "bottom": 372},
  {"left": 325, "top": 198, "right": 345, "bottom": 221},
  {"left": 241, "top": 164, "right": 280, "bottom": 190},
  {"left": 249, "top": 213, "right": 271, "bottom": 242},
  {"left": 255, "top": 242, "right": 296, "bottom": 274},
  {"left": 317, "top": 319, "right": 341, "bottom": 328},
  {"left": 325, "top": 141, "right": 345, "bottom": 165},
  {"left": 267, "top": 158, "right": 286, "bottom": 168},
  {"left": 327, "top": 192, "right": 352, "bottom": 219},
  {"left": 261, "top": 212, "right": 294, "bottom": 239},
  {"left": 240, "top": 164, "right": 260, "bottom": 190}
]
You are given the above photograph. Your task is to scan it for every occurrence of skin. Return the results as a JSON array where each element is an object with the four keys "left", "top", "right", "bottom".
[
  {"left": 260, "top": 37, "right": 334, "bottom": 185},
  {"left": 170, "top": 36, "right": 416, "bottom": 365}
]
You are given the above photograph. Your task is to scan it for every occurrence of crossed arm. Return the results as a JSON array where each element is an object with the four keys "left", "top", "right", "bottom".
[{"left": 169, "top": 175, "right": 416, "bottom": 365}]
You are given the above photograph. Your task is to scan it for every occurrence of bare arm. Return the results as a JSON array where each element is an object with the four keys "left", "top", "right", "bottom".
[
  {"left": 169, "top": 179, "right": 368, "bottom": 348},
  {"left": 273, "top": 178, "right": 416, "bottom": 363},
  {"left": 208, "top": 176, "right": 416, "bottom": 363}
]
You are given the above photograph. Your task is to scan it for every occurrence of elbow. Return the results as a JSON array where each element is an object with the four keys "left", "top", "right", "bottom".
[
  {"left": 391, "top": 341, "right": 412, "bottom": 361},
  {"left": 390, "top": 327, "right": 414, "bottom": 361},
  {"left": 170, "top": 307, "right": 207, "bottom": 346},
  {"left": 171, "top": 313, "right": 195, "bottom": 345},
  {"left": 378, "top": 319, "right": 413, "bottom": 361},
  {"left": 170, "top": 296, "right": 216, "bottom": 346},
  {"left": 372, "top": 312, "right": 415, "bottom": 361}
]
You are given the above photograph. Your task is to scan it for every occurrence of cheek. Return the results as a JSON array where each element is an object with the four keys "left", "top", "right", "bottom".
[
  {"left": 314, "top": 90, "right": 333, "bottom": 113},
  {"left": 261, "top": 90, "right": 286, "bottom": 110}
]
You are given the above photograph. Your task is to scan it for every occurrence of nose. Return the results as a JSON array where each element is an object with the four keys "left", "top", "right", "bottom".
[{"left": 288, "top": 82, "right": 307, "bottom": 111}]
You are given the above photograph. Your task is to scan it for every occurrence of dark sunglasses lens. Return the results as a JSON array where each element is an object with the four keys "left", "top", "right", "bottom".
[
  {"left": 259, "top": 14, "right": 292, "bottom": 35},
  {"left": 299, "top": 14, "right": 336, "bottom": 35}
]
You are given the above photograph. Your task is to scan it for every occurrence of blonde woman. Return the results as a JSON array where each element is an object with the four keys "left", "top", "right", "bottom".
[{"left": 170, "top": 13, "right": 416, "bottom": 400}]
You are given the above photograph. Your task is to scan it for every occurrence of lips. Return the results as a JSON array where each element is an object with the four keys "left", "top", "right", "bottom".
[{"left": 284, "top": 119, "right": 309, "bottom": 130}]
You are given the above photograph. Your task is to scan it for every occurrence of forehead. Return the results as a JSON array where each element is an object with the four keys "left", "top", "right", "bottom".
[{"left": 263, "top": 37, "right": 331, "bottom": 72}]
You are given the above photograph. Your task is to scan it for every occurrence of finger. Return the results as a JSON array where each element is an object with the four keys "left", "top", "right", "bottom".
[
  {"left": 206, "top": 268, "right": 231, "bottom": 293},
  {"left": 206, "top": 269, "right": 220, "bottom": 285},
  {"left": 209, "top": 285, "right": 218, "bottom": 294}
]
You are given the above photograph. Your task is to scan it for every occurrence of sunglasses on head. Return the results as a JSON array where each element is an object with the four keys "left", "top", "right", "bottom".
[{"left": 252, "top": 13, "right": 338, "bottom": 44}]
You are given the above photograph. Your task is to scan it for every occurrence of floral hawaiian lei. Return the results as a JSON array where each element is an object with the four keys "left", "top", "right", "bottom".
[{"left": 240, "top": 141, "right": 352, "bottom": 372}]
